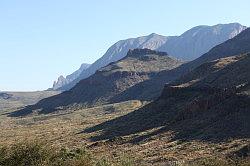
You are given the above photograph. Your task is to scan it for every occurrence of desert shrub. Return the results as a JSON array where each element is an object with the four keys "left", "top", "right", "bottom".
[
  {"left": 0, "top": 142, "right": 93, "bottom": 166},
  {"left": 0, "top": 142, "right": 51, "bottom": 166},
  {"left": 48, "top": 147, "right": 93, "bottom": 166},
  {"left": 0, "top": 142, "right": 135, "bottom": 166}
]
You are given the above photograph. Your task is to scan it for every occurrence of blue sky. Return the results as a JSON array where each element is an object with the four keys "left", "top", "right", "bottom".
[{"left": 1, "top": 0, "right": 250, "bottom": 91}]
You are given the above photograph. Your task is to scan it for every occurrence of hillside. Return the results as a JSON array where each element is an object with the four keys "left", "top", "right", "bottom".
[
  {"left": 11, "top": 49, "right": 182, "bottom": 116},
  {"left": 82, "top": 54, "right": 250, "bottom": 162},
  {"left": 56, "top": 23, "right": 246, "bottom": 90}
]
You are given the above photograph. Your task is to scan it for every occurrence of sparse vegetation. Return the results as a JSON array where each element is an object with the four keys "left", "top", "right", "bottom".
[
  {"left": 0, "top": 141, "right": 136, "bottom": 166},
  {"left": 0, "top": 141, "right": 249, "bottom": 166},
  {"left": 186, "top": 157, "right": 250, "bottom": 166},
  {"left": 0, "top": 99, "right": 249, "bottom": 165}
]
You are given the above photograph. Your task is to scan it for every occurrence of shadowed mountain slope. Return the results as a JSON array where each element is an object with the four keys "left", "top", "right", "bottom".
[
  {"left": 11, "top": 49, "right": 182, "bottom": 116},
  {"left": 83, "top": 53, "right": 250, "bottom": 142}
]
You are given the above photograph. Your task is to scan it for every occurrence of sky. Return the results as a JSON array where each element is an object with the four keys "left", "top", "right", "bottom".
[{"left": 1, "top": 0, "right": 250, "bottom": 91}]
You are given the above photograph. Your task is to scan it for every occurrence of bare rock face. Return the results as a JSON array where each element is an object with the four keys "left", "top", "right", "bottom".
[{"left": 126, "top": 48, "right": 168, "bottom": 57}]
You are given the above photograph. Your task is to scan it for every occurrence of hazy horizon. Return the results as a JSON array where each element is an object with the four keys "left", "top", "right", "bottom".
[{"left": 1, "top": 0, "right": 250, "bottom": 91}]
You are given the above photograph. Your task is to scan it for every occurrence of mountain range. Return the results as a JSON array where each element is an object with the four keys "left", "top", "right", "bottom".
[
  {"left": 13, "top": 49, "right": 182, "bottom": 115},
  {"left": 53, "top": 23, "right": 246, "bottom": 90},
  {"left": 11, "top": 27, "right": 250, "bottom": 117}
]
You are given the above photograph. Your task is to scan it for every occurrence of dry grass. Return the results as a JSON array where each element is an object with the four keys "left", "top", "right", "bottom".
[
  {"left": 0, "top": 100, "right": 249, "bottom": 165},
  {"left": 0, "top": 141, "right": 135, "bottom": 166}
]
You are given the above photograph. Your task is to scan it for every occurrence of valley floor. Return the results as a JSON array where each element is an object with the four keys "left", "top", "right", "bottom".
[{"left": 0, "top": 100, "right": 249, "bottom": 165}]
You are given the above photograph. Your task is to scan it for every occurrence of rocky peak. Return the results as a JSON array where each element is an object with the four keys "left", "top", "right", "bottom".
[{"left": 53, "top": 75, "right": 68, "bottom": 90}]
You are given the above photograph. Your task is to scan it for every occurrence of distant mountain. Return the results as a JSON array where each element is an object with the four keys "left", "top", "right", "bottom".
[
  {"left": 56, "top": 33, "right": 170, "bottom": 90},
  {"left": 158, "top": 23, "right": 246, "bottom": 60},
  {"left": 52, "top": 63, "right": 90, "bottom": 90},
  {"left": 56, "top": 23, "right": 246, "bottom": 91},
  {"left": 12, "top": 49, "right": 183, "bottom": 115}
]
